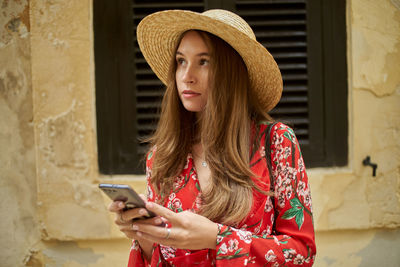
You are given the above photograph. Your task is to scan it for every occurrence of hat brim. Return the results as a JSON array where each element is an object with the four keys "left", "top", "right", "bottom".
[{"left": 137, "top": 10, "right": 283, "bottom": 112}]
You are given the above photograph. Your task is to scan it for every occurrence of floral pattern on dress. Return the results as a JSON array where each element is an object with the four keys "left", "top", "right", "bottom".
[{"left": 128, "top": 122, "right": 316, "bottom": 267}]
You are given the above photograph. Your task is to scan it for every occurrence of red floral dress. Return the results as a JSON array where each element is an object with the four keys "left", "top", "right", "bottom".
[{"left": 128, "top": 122, "right": 316, "bottom": 266}]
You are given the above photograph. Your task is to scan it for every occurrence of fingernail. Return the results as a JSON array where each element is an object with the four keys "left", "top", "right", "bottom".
[
  {"left": 147, "top": 202, "right": 153, "bottom": 208},
  {"left": 155, "top": 218, "right": 162, "bottom": 224},
  {"left": 132, "top": 224, "right": 139, "bottom": 230},
  {"left": 139, "top": 209, "right": 147, "bottom": 215},
  {"left": 118, "top": 202, "right": 124, "bottom": 208}
]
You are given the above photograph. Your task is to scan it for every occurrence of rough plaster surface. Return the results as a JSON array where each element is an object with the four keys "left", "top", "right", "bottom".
[
  {"left": 24, "top": 239, "right": 132, "bottom": 267},
  {"left": 0, "top": 0, "right": 30, "bottom": 48},
  {"left": 30, "top": 0, "right": 110, "bottom": 240},
  {"left": 307, "top": 0, "right": 400, "bottom": 232},
  {"left": 41, "top": 241, "right": 103, "bottom": 267},
  {"left": 0, "top": 0, "right": 42, "bottom": 266},
  {"left": 352, "top": 0, "right": 400, "bottom": 96},
  {"left": 315, "top": 229, "right": 400, "bottom": 267},
  {"left": 351, "top": 0, "right": 400, "bottom": 230},
  {"left": 0, "top": 0, "right": 41, "bottom": 266},
  {"left": 309, "top": 89, "right": 400, "bottom": 231}
]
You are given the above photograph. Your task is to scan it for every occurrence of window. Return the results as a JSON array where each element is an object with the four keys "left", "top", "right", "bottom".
[{"left": 94, "top": 0, "right": 348, "bottom": 174}]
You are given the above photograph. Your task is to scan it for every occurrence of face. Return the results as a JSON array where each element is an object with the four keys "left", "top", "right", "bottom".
[{"left": 175, "top": 31, "right": 210, "bottom": 113}]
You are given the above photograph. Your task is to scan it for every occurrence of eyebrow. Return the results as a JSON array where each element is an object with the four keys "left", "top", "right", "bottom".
[{"left": 176, "top": 51, "right": 210, "bottom": 57}]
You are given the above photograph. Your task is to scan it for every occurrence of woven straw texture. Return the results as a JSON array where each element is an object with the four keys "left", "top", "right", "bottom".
[{"left": 137, "top": 9, "right": 283, "bottom": 112}]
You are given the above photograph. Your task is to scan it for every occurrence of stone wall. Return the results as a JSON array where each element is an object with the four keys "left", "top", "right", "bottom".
[
  {"left": 0, "top": 0, "right": 399, "bottom": 266},
  {"left": 0, "top": 0, "right": 41, "bottom": 266},
  {"left": 312, "top": 0, "right": 400, "bottom": 265}
]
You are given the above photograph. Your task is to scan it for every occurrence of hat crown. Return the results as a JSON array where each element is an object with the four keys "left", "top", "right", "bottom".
[{"left": 202, "top": 9, "right": 256, "bottom": 40}]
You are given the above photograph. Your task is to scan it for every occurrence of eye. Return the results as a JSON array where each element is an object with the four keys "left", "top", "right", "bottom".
[
  {"left": 199, "top": 58, "right": 209, "bottom": 66},
  {"left": 176, "top": 57, "right": 186, "bottom": 65}
]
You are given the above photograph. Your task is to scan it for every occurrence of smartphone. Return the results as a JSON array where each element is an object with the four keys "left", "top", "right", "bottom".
[{"left": 99, "top": 183, "right": 156, "bottom": 218}]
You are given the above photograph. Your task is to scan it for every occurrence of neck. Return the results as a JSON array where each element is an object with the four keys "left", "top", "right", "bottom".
[
  {"left": 192, "top": 142, "right": 208, "bottom": 168},
  {"left": 193, "top": 112, "right": 204, "bottom": 142}
]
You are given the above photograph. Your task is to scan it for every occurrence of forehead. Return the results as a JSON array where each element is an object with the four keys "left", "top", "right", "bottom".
[{"left": 177, "top": 31, "right": 209, "bottom": 53}]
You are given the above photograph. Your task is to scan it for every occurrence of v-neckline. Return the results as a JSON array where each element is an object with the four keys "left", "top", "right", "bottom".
[{"left": 188, "top": 153, "right": 206, "bottom": 194}]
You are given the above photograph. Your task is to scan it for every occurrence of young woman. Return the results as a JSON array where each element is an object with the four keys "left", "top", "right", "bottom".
[{"left": 109, "top": 9, "right": 316, "bottom": 266}]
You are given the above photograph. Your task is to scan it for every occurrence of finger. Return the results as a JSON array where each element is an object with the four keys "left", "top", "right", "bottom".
[
  {"left": 136, "top": 228, "right": 174, "bottom": 247},
  {"left": 131, "top": 216, "right": 164, "bottom": 227},
  {"left": 117, "top": 216, "right": 160, "bottom": 232},
  {"left": 139, "top": 194, "right": 147, "bottom": 201},
  {"left": 123, "top": 207, "right": 151, "bottom": 221},
  {"left": 108, "top": 201, "right": 125, "bottom": 212},
  {"left": 132, "top": 222, "right": 171, "bottom": 240},
  {"left": 145, "top": 202, "right": 177, "bottom": 222},
  {"left": 138, "top": 216, "right": 164, "bottom": 226},
  {"left": 115, "top": 209, "right": 164, "bottom": 226},
  {"left": 114, "top": 212, "right": 131, "bottom": 225},
  {"left": 121, "top": 229, "right": 142, "bottom": 240}
]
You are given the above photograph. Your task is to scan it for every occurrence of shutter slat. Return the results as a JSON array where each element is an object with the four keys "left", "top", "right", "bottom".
[
  {"left": 137, "top": 124, "right": 158, "bottom": 131},
  {"left": 249, "top": 20, "right": 306, "bottom": 26},
  {"left": 236, "top": 0, "right": 306, "bottom": 4},
  {"left": 271, "top": 52, "right": 307, "bottom": 59},
  {"left": 270, "top": 107, "right": 308, "bottom": 114},
  {"left": 132, "top": 2, "right": 203, "bottom": 9},
  {"left": 281, "top": 74, "right": 307, "bottom": 81},
  {"left": 256, "top": 31, "right": 306, "bottom": 38},
  {"left": 279, "top": 96, "right": 308, "bottom": 103},
  {"left": 137, "top": 90, "right": 164, "bottom": 97},
  {"left": 135, "top": 69, "right": 155, "bottom": 75},
  {"left": 237, "top": 10, "right": 306, "bottom": 17},
  {"left": 284, "top": 85, "right": 307, "bottom": 92},
  {"left": 279, "top": 117, "right": 309, "bottom": 124},
  {"left": 137, "top": 102, "right": 160, "bottom": 108},
  {"left": 278, "top": 63, "right": 307, "bottom": 70},
  {"left": 134, "top": 58, "right": 148, "bottom": 64},
  {"left": 136, "top": 80, "right": 163, "bottom": 86},
  {"left": 262, "top": 42, "right": 307, "bottom": 48},
  {"left": 137, "top": 113, "right": 160, "bottom": 120}
]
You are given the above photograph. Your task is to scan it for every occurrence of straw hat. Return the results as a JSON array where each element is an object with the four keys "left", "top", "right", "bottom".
[{"left": 137, "top": 9, "right": 283, "bottom": 112}]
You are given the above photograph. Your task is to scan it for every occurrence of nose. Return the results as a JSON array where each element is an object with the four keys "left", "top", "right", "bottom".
[{"left": 182, "top": 64, "right": 196, "bottom": 84}]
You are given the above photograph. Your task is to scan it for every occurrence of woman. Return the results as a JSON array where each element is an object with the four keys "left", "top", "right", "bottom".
[{"left": 109, "top": 9, "right": 316, "bottom": 266}]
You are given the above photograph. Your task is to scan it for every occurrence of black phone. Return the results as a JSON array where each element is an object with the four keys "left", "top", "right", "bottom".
[{"left": 99, "top": 183, "right": 156, "bottom": 218}]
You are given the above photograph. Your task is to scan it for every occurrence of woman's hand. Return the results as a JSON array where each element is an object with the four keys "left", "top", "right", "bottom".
[
  {"left": 132, "top": 202, "right": 219, "bottom": 250},
  {"left": 108, "top": 200, "right": 163, "bottom": 238},
  {"left": 108, "top": 195, "right": 164, "bottom": 260}
]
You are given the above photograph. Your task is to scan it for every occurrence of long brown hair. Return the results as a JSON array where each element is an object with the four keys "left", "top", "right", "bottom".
[{"left": 148, "top": 30, "right": 271, "bottom": 225}]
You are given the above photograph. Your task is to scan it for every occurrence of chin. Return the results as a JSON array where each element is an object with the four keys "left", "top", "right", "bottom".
[
  {"left": 185, "top": 108, "right": 203, "bottom": 113},
  {"left": 183, "top": 104, "right": 204, "bottom": 113}
]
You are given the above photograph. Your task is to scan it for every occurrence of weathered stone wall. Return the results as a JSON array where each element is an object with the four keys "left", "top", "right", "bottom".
[
  {"left": 310, "top": 0, "right": 400, "bottom": 231},
  {"left": 0, "top": 0, "right": 399, "bottom": 266},
  {"left": 312, "top": 0, "right": 400, "bottom": 265},
  {"left": 0, "top": 0, "right": 41, "bottom": 266},
  {"left": 30, "top": 0, "right": 111, "bottom": 241}
]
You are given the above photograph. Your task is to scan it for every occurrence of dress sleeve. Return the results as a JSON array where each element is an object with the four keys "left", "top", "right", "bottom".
[
  {"left": 127, "top": 148, "right": 158, "bottom": 267},
  {"left": 214, "top": 123, "right": 316, "bottom": 266}
]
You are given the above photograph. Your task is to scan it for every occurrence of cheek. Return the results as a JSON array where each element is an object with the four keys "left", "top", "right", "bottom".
[
  {"left": 201, "top": 70, "right": 209, "bottom": 89},
  {"left": 175, "top": 71, "right": 183, "bottom": 88},
  {"left": 175, "top": 70, "right": 181, "bottom": 83}
]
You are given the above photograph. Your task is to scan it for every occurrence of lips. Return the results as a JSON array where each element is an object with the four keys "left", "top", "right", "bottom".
[{"left": 182, "top": 90, "right": 201, "bottom": 98}]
